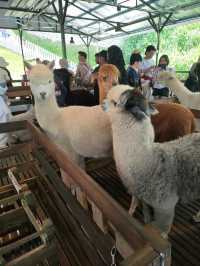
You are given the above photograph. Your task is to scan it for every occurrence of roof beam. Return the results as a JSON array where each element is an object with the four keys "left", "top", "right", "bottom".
[
  {"left": 90, "top": 11, "right": 160, "bottom": 36},
  {"left": 0, "top": 6, "right": 123, "bottom": 23},
  {"left": 43, "top": 14, "right": 100, "bottom": 41},
  {"left": 98, "top": 12, "right": 200, "bottom": 41},
  {"left": 70, "top": 1, "right": 127, "bottom": 33},
  {"left": 77, "top": 0, "right": 160, "bottom": 30}
]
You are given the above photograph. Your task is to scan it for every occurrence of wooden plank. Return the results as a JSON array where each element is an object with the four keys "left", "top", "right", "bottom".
[
  {"left": 36, "top": 172, "right": 108, "bottom": 266},
  {"left": 0, "top": 207, "right": 28, "bottom": 232},
  {"left": 0, "top": 232, "right": 40, "bottom": 255},
  {"left": 120, "top": 245, "right": 157, "bottom": 266},
  {"left": 7, "top": 88, "right": 31, "bottom": 98},
  {"left": 28, "top": 122, "right": 170, "bottom": 254},
  {"left": 36, "top": 178, "right": 92, "bottom": 266},
  {"left": 0, "top": 121, "right": 27, "bottom": 134},
  {"left": 35, "top": 150, "right": 114, "bottom": 264},
  {"left": 6, "top": 242, "right": 58, "bottom": 266}
]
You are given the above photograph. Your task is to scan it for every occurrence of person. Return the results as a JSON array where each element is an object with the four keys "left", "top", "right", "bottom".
[
  {"left": 141, "top": 45, "right": 156, "bottom": 79},
  {"left": 42, "top": 59, "right": 50, "bottom": 65},
  {"left": 53, "top": 58, "right": 73, "bottom": 106},
  {"left": 0, "top": 80, "right": 11, "bottom": 146},
  {"left": 185, "top": 56, "right": 200, "bottom": 92},
  {"left": 127, "top": 53, "right": 142, "bottom": 88},
  {"left": 59, "top": 58, "right": 74, "bottom": 76},
  {"left": 36, "top": 58, "right": 42, "bottom": 64},
  {"left": 75, "top": 51, "right": 92, "bottom": 90},
  {"left": 91, "top": 50, "right": 107, "bottom": 104},
  {"left": 107, "top": 45, "right": 128, "bottom": 84},
  {"left": 0, "top": 57, "right": 12, "bottom": 87},
  {"left": 152, "top": 54, "right": 174, "bottom": 98}
]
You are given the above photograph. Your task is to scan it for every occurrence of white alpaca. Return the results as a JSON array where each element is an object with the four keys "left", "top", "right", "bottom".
[
  {"left": 158, "top": 71, "right": 200, "bottom": 110},
  {"left": 103, "top": 85, "right": 200, "bottom": 234},
  {"left": 26, "top": 62, "right": 112, "bottom": 168}
]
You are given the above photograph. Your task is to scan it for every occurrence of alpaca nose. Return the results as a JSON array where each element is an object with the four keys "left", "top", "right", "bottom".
[{"left": 40, "top": 92, "right": 46, "bottom": 99}]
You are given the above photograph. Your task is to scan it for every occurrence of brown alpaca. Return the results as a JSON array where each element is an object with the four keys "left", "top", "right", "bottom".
[
  {"left": 98, "top": 63, "right": 196, "bottom": 144},
  {"left": 98, "top": 64, "right": 119, "bottom": 104}
]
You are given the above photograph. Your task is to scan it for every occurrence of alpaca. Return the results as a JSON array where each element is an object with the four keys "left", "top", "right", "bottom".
[
  {"left": 26, "top": 62, "right": 112, "bottom": 168},
  {"left": 98, "top": 63, "right": 196, "bottom": 143},
  {"left": 158, "top": 71, "right": 200, "bottom": 110},
  {"left": 103, "top": 84, "right": 200, "bottom": 234},
  {"left": 98, "top": 64, "right": 119, "bottom": 104},
  {"left": 26, "top": 62, "right": 196, "bottom": 217}
]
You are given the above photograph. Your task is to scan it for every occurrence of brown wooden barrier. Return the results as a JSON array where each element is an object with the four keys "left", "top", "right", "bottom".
[
  {"left": 7, "top": 85, "right": 31, "bottom": 98},
  {"left": 0, "top": 121, "right": 171, "bottom": 265}
]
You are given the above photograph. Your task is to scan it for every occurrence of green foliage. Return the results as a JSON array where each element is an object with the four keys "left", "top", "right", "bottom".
[
  {"left": 0, "top": 45, "right": 24, "bottom": 79},
  {"left": 14, "top": 30, "right": 100, "bottom": 66},
  {"left": 122, "top": 22, "right": 200, "bottom": 75}
]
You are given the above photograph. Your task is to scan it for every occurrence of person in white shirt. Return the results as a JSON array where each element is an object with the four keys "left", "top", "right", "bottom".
[
  {"left": 141, "top": 45, "right": 156, "bottom": 80},
  {"left": 0, "top": 57, "right": 12, "bottom": 87},
  {"left": 152, "top": 54, "right": 174, "bottom": 98},
  {"left": 0, "top": 81, "right": 11, "bottom": 146},
  {"left": 75, "top": 51, "right": 92, "bottom": 90}
]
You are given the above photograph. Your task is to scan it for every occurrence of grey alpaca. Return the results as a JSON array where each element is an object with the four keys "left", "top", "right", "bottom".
[{"left": 103, "top": 85, "right": 200, "bottom": 234}]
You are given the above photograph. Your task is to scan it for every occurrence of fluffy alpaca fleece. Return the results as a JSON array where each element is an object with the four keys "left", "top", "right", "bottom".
[
  {"left": 158, "top": 71, "right": 200, "bottom": 110},
  {"left": 104, "top": 85, "right": 200, "bottom": 234},
  {"left": 27, "top": 63, "right": 112, "bottom": 167}
]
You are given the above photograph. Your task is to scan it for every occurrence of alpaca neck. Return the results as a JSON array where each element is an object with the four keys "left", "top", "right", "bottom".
[
  {"left": 111, "top": 112, "right": 155, "bottom": 178},
  {"left": 34, "top": 94, "right": 60, "bottom": 130},
  {"left": 167, "top": 77, "right": 192, "bottom": 104}
]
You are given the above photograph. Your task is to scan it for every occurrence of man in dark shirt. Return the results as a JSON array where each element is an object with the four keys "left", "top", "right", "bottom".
[
  {"left": 53, "top": 59, "right": 72, "bottom": 106},
  {"left": 127, "top": 53, "right": 142, "bottom": 88}
]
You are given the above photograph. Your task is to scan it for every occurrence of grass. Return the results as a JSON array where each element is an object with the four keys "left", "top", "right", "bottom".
[
  {"left": 14, "top": 30, "right": 101, "bottom": 66},
  {"left": 0, "top": 45, "right": 24, "bottom": 79}
]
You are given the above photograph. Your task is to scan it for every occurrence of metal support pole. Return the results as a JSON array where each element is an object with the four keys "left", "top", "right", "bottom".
[
  {"left": 53, "top": 0, "right": 68, "bottom": 59},
  {"left": 79, "top": 35, "right": 92, "bottom": 65},
  {"left": 18, "top": 27, "right": 26, "bottom": 74},
  {"left": 148, "top": 12, "right": 173, "bottom": 65}
]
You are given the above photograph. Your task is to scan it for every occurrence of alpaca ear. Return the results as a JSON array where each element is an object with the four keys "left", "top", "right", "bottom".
[
  {"left": 48, "top": 60, "right": 55, "bottom": 70},
  {"left": 117, "top": 89, "right": 133, "bottom": 108},
  {"left": 24, "top": 61, "right": 32, "bottom": 70}
]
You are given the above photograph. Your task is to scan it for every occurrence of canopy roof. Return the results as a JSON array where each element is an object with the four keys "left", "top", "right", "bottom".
[{"left": 0, "top": 0, "right": 199, "bottom": 41}]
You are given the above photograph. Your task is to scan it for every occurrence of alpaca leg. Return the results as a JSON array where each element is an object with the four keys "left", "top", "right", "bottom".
[
  {"left": 74, "top": 155, "right": 89, "bottom": 210},
  {"left": 153, "top": 207, "right": 175, "bottom": 235},
  {"left": 143, "top": 202, "right": 153, "bottom": 224}
]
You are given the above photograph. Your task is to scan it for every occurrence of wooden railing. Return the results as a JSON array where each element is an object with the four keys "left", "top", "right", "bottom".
[{"left": 0, "top": 121, "right": 171, "bottom": 265}]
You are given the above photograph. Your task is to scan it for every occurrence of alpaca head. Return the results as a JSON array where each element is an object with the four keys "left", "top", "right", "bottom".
[
  {"left": 25, "top": 61, "right": 55, "bottom": 101},
  {"left": 103, "top": 85, "right": 157, "bottom": 121},
  {"left": 98, "top": 64, "right": 119, "bottom": 94},
  {"left": 157, "top": 71, "right": 176, "bottom": 85}
]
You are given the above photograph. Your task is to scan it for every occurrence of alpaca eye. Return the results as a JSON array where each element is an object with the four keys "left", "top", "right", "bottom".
[
  {"left": 111, "top": 100, "right": 117, "bottom": 106},
  {"left": 48, "top": 80, "right": 52, "bottom": 84}
]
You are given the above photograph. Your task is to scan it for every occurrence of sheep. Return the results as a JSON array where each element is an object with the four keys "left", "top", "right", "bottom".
[
  {"left": 158, "top": 71, "right": 200, "bottom": 110},
  {"left": 103, "top": 84, "right": 200, "bottom": 234}
]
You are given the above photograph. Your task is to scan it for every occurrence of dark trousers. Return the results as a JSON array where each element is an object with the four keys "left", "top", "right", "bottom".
[{"left": 153, "top": 87, "right": 169, "bottom": 97}]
